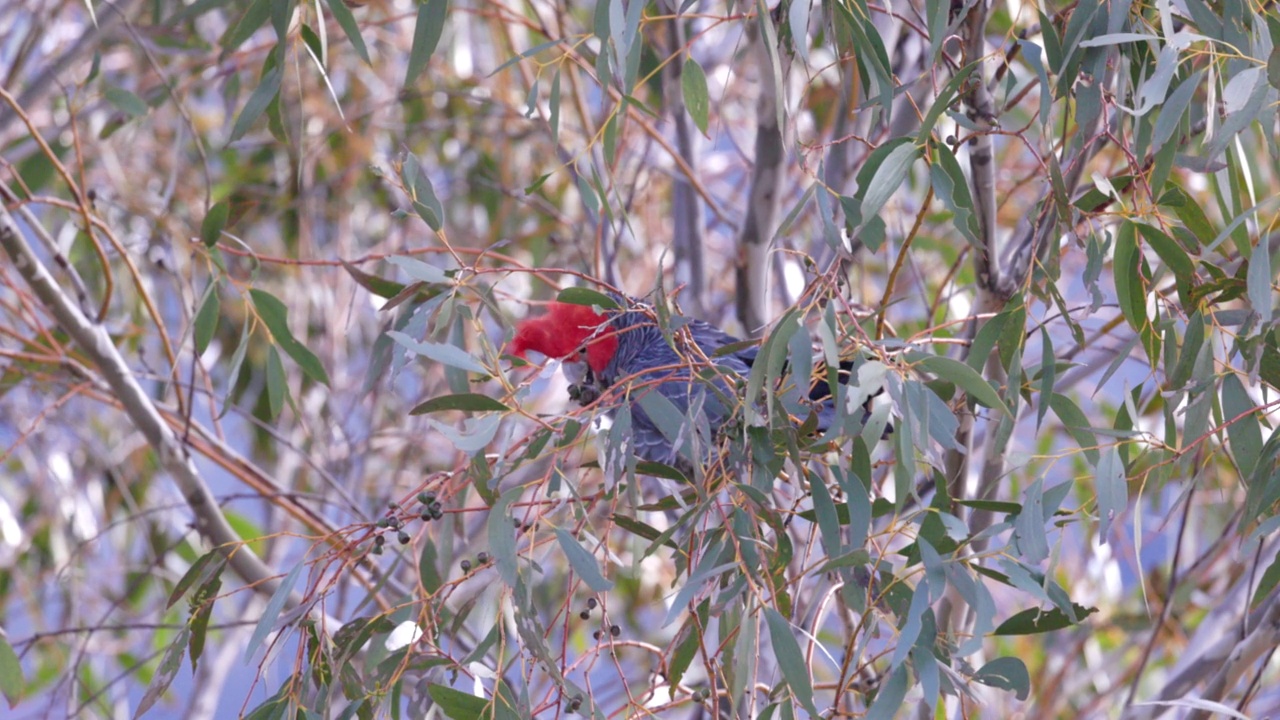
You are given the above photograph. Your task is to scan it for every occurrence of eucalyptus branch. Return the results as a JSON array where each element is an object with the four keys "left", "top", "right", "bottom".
[{"left": 0, "top": 201, "right": 294, "bottom": 605}]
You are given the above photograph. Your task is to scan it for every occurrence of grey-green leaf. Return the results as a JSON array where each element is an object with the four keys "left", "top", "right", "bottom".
[
  {"left": 1094, "top": 445, "right": 1127, "bottom": 540},
  {"left": 909, "top": 352, "right": 1011, "bottom": 416},
  {"left": 388, "top": 331, "right": 488, "bottom": 374},
  {"left": 974, "top": 656, "right": 1031, "bottom": 701},
  {"left": 243, "top": 560, "right": 304, "bottom": 664},
  {"left": 555, "top": 529, "right": 614, "bottom": 592},
  {"left": 762, "top": 608, "right": 820, "bottom": 717},
  {"left": 1249, "top": 236, "right": 1274, "bottom": 325},
  {"left": 324, "top": 0, "right": 370, "bottom": 64},
  {"left": 229, "top": 63, "right": 282, "bottom": 142},
  {"left": 1223, "top": 374, "right": 1263, "bottom": 478}
]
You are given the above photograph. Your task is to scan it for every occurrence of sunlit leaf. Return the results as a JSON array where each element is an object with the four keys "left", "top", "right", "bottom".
[
  {"left": 0, "top": 632, "right": 25, "bottom": 706},
  {"left": 681, "top": 57, "right": 709, "bottom": 135}
]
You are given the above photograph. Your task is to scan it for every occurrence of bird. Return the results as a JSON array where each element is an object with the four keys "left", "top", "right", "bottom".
[{"left": 508, "top": 294, "right": 887, "bottom": 475}]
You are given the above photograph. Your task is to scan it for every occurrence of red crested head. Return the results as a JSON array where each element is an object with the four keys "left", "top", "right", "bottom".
[{"left": 508, "top": 302, "right": 617, "bottom": 374}]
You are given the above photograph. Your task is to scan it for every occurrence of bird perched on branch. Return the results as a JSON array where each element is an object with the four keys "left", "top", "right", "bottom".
[{"left": 508, "top": 295, "right": 884, "bottom": 473}]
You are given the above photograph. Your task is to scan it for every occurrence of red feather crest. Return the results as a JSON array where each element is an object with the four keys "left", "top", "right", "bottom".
[{"left": 508, "top": 302, "right": 617, "bottom": 373}]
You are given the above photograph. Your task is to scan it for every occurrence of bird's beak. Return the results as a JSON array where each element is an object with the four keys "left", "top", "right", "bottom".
[{"left": 561, "top": 357, "right": 590, "bottom": 386}]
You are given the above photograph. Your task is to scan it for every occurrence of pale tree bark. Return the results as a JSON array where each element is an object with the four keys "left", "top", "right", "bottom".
[
  {"left": 663, "top": 5, "right": 707, "bottom": 318},
  {"left": 735, "top": 24, "right": 786, "bottom": 337}
]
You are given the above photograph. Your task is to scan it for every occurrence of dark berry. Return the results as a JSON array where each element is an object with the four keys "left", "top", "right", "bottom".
[
  {"left": 579, "top": 610, "right": 590, "bottom": 620},
  {"left": 609, "top": 625, "right": 620, "bottom": 637},
  {"left": 586, "top": 598, "right": 597, "bottom": 609},
  {"left": 397, "top": 531, "right": 411, "bottom": 545},
  {"left": 461, "top": 560, "right": 472, "bottom": 572}
]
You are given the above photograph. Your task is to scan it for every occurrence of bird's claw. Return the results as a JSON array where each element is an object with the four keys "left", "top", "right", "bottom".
[{"left": 568, "top": 383, "right": 599, "bottom": 405}]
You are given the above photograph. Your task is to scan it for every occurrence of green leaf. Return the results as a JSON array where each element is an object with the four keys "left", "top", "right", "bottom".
[
  {"left": 194, "top": 284, "right": 220, "bottom": 356},
  {"left": 167, "top": 550, "right": 228, "bottom": 609},
  {"left": 250, "top": 289, "right": 331, "bottom": 386},
  {"left": 548, "top": 70, "right": 561, "bottom": 143},
  {"left": 243, "top": 561, "right": 305, "bottom": 664},
  {"left": 973, "top": 657, "right": 1031, "bottom": 700},
  {"left": 188, "top": 572, "right": 222, "bottom": 671},
  {"left": 1223, "top": 374, "right": 1263, "bottom": 478},
  {"left": 1049, "top": 392, "right": 1100, "bottom": 465},
  {"left": 633, "top": 460, "right": 689, "bottom": 483},
  {"left": 930, "top": 141, "right": 980, "bottom": 247},
  {"left": 908, "top": 352, "right": 1010, "bottom": 416},
  {"left": 219, "top": 318, "right": 251, "bottom": 418},
  {"left": 229, "top": 62, "right": 282, "bottom": 141},
  {"left": 994, "top": 604, "right": 1097, "bottom": 635},
  {"left": 555, "top": 529, "right": 614, "bottom": 592},
  {"left": 1036, "top": 329, "right": 1055, "bottom": 429},
  {"left": 299, "top": 23, "right": 325, "bottom": 65},
  {"left": 0, "top": 631, "right": 25, "bottom": 706},
  {"left": 342, "top": 260, "right": 407, "bottom": 299},
  {"left": 200, "top": 200, "right": 230, "bottom": 248},
  {"left": 681, "top": 57, "right": 709, "bottom": 135},
  {"left": 1163, "top": 184, "right": 1217, "bottom": 246},
  {"left": 265, "top": 345, "right": 285, "bottom": 419},
  {"left": 555, "top": 287, "right": 619, "bottom": 309},
  {"left": 104, "top": 85, "right": 148, "bottom": 117},
  {"left": 427, "top": 684, "right": 490, "bottom": 720},
  {"left": 865, "top": 665, "right": 909, "bottom": 720},
  {"left": 325, "top": 0, "right": 370, "bottom": 64},
  {"left": 411, "top": 393, "right": 509, "bottom": 414},
  {"left": 916, "top": 61, "right": 980, "bottom": 144},
  {"left": 406, "top": 0, "right": 449, "bottom": 86},
  {"left": 1135, "top": 223, "right": 1194, "bottom": 307},
  {"left": 762, "top": 608, "right": 820, "bottom": 717},
  {"left": 1113, "top": 222, "right": 1146, "bottom": 333},
  {"left": 859, "top": 139, "right": 920, "bottom": 233},
  {"left": 221, "top": 0, "right": 271, "bottom": 51},
  {"left": 1251, "top": 552, "right": 1280, "bottom": 609},
  {"left": 419, "top": 540, "right": 443, "bottom": 594}
]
